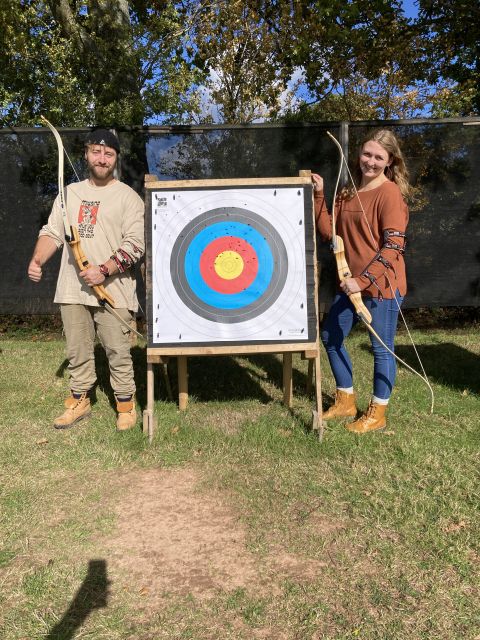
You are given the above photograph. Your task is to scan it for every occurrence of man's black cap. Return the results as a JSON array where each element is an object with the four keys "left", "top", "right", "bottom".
[{"left": 84, "top": 128, "right": 120, "bottom": 153}]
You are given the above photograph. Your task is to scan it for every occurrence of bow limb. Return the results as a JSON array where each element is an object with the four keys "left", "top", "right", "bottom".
[
  {"left": 100, "top": 304, "right": 144, "bottom": 339},
  {"left": 333, "top": 228, "right": 433, "bottom": 411},
  {"left": 41, "top": 115, "right": 71, "bottom": 241},
  {"left": 327, "top": 130, "right": 378, "bottom": 250},
  {"left": 333, "top": 234, "right": 372, "bottom": 324},
  {"left": 67, "top": 226, "right": 114, "bottom": 307},
  {"left": 41, "top": 116, "right": 144, "bottom": 339},
  {"left": 359, "top": 316, "right": 434, "bottom": 414}
]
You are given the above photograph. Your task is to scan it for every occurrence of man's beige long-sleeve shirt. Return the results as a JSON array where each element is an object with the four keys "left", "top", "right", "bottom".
[{"left": 40, "top": 179, "right": 144, "bottom": 311}]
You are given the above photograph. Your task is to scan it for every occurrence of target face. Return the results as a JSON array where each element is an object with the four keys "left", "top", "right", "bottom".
[
  {"left": 171, "top": 208, "right": 287, "bottom": 323},
  {"left": 149, "top": 186, "right": 315, "bottom": 346}
]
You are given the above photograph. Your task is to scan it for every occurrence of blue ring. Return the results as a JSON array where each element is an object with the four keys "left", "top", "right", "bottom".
[{"left": 184, "top": 222, "right": 273, "bottom": 309}]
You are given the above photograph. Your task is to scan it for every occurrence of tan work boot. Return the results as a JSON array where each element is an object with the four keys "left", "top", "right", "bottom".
[
  {"left": 346, "top": 401, "right": 387, "bottom": 434},
  {"left": 323, "top": 389, "right": 357, "bottom": 420},
  {"left": 116, "top": 397, "right": 137, "bottom": 431},
  {"left": 53, "top": 393, "right": 91, "bottom": 429}
]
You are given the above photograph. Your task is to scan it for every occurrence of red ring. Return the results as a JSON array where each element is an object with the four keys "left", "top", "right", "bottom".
[{"left": 199, "top": 236, "right": 258, "bottom": 294}]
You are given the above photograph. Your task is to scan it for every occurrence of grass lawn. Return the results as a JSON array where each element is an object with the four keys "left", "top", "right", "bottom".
[{"left": 0, "top": 318, "right": 479, "bottom": 639}]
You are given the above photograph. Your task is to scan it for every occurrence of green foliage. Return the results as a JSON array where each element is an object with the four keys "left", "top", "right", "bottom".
[
  {"left": 418, "top": 0, "right": 480, "bottom": 115},
  {"left": 1, "top": 1, "right": 478, "bottom": 126},
  {"left": 0, "top": 2, "right": 90, "bottom": 125},
  {"left": 270, "top": 0, "right": 434, "bottom": 120},
  {"left": 430, "top": 83, "right": 479, "bottom": 118},
  {"left": 281, "top": 70, "right": 439, "bottom": 122},
  {"left": 186, "top": 0, "right": 292, "bottom": 123},
  {"left": 0, "top": 1, "right": 202, "bottom": 126}
]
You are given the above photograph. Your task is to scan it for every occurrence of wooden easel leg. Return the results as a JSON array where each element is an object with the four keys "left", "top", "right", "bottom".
[
  {"left": 177, "top": 356, "right": 188, "bottom": 410},
  {"left": 311, "top": 355, "right": 324, "bottom": 440},
  {"left": 143, "top": 360, "right": 155, "bottom": 442},
  {"left": 283, "top": 353, "right": 293, "bottom": 408}
]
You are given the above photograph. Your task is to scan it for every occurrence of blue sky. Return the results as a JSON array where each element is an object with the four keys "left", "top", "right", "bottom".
[{"left": 402, "top": 0, "right": 419, "bottom": 18}]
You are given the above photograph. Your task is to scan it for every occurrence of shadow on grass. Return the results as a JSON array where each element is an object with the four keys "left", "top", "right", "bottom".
[
  {"left": 56, "top": 346, "right": 314, "bottom": 410},
  {"left": 244, "top": 353, "right": 311, "bottom": 396},
  {"left": 55, "top": 358, "right": 68, "bottom": 379},
  {"left": 358, "top": 342, "right": 480, "bottom": 395},
  {"left": 74, "top": 346, "right": 275, "bottom": 407},
  {"left": 46, "top": 559, "right": 109, "bottom": 639},
  {"left": 176, "top": 354, "right": 274, "bottom": 403}
]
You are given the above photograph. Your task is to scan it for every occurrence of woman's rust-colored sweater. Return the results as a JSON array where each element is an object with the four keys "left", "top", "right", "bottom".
[{"left": 315, "top": 180, "right": 409, "bottom": 299}]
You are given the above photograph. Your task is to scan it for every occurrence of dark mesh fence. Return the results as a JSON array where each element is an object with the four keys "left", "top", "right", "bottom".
[
  {"left": 1, "top": 120, "right": 479, "bottom": 314},
  {"left": 349, "top": 122, "right": 480, "bottom": 308}
]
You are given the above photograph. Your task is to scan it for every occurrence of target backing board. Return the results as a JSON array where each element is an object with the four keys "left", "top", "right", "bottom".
[{"left": 145, "top": 178, "right": 317, "bottom": 349}]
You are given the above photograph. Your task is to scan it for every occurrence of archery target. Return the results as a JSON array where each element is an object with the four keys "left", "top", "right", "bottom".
[{"left": 150, "top": 187, "right": 313, "bottom": 345}]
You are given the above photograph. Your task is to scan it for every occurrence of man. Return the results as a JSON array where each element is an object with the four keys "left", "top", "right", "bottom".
[{"left": 28, "top": 128, "right": 144, "bottom": 431}]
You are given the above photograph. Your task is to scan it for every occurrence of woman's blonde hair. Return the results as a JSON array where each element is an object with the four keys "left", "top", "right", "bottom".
[{"left": 344, "top": 129, "right": 412, "bottom": 201}]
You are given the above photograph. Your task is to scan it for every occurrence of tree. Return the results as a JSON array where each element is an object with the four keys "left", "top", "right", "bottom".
[
  {"left": 46, "top": 0, "right": 145, "bottom": 123},
  {"left": 187, "top": 0, "right": 432, "bottom": 123},
  {"left": 416, "top": 0, "right": 480, "bottom": 115},
  {"left": 269, "top": 0, "right": 479, "bottom": 121},
  {"left": 266, "top": 0, "right": 426, "bottom": 115},
  {"left": 282, "top": 69, "right": 438, "bottom": 122},
  {"left": 187, "top": 0, "right": 292, "bottom": 123},
  {"left": 2, "top": 0, "right": 477, "bottom": 127},
  {"left": 0, "top": 1, "right": 203, "bottom": 126},
  {"left": 0, "top": 2, "right": 90, "bottom": 125}
]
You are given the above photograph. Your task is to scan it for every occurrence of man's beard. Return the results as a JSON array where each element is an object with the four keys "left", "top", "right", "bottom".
[{"left": 88, "top": 162, "right": 115, "bottom": 182}]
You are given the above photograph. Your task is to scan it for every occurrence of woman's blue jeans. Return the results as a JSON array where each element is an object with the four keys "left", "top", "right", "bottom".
[{"left": 321, "top": 292, "right": 404, "bottom": 400}]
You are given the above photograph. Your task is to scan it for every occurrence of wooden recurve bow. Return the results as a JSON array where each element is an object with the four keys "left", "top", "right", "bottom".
[{"left": 326, "top": 131, "right": 434, "bottom": 412}]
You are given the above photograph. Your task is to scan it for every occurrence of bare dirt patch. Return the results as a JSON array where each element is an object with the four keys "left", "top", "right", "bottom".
[
  {"left": 102, "top": 467, "right": 329, "bottom": 606},
  {"left": 104, "top": 467, "right": 260, "bottom": 603}
]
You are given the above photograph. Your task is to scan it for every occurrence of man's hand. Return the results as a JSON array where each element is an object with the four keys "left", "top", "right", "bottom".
[
  {"left": 79, "top": 266, "right": 106, "bottom": 287},
  {"left": 28, "top": 236, "right": 59, "bottom": 282},
  {"left": 28, "top": 257, "right": 43, "bottom": 282}
]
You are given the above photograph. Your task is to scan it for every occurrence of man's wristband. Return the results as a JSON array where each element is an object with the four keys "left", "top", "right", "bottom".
[{"left": 99, "top": 264, "right": 110, "bottom": 278}]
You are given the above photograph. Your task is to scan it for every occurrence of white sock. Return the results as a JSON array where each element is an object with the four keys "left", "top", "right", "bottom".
[
  {"left": 372, "top": 395, "right": 389, "bottom": 405},
  {"left": 338, "top": 387, "right": 354, "bottom": 394}
]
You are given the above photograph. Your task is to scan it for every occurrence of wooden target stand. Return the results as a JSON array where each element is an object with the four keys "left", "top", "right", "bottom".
[{"left": 142, "top": 173, "right": 323, "bottom": 442}]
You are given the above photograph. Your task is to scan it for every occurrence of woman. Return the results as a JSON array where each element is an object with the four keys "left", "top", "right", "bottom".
[{"left": 312, "top": 129, "right": 411, "bottom": 434}]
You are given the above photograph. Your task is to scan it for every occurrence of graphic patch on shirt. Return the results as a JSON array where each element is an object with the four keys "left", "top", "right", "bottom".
[{"left": 78, "top": 201, "right": 100, "bottom": 238}]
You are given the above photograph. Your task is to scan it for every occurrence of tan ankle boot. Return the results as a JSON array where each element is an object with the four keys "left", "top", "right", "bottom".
[
  {"left": 323, "top": 390, "right": 357, "bottom": 420},
  {"left": 116, "top": 397, "right": 137, "bottom": 431},
  {"left": 346, "top": 401, "right": 387, "bottom": 434},
  {"left": 53, "top": 393, "right": 91, "bottom": 429}
]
